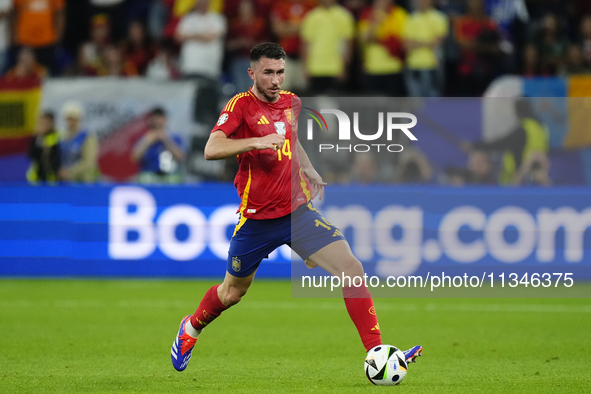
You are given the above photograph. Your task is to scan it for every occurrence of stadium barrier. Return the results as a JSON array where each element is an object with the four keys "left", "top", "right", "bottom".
[{"left": 1, "top": 184, "right": 590, "bottom": 280}]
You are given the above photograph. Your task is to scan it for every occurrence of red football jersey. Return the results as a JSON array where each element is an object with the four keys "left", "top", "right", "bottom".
[{"left": 212, "top": 88, "right": 312, "bottom": 219}]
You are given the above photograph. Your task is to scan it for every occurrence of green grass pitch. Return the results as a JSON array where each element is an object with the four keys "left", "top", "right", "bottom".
[{"left": 0, "top": 279, "right": 590, "bottom": 393}]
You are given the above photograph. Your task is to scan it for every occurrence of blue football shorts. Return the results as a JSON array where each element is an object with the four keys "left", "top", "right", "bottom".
[{"left": 226, "top": 202, "right": 346, "bottom": 277}]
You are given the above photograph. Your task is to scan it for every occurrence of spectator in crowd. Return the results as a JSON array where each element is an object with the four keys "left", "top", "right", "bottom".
[
  {"left": 486, "top": 0, "right": 529, "bottom": 33},
  {"left": 534, "top": 13, "right": 568, "bottom": 75},
  {"left": 166, "top": 0, "right": 223, "bottom": 40},
  {"left": 403, "top": 0, "right": 449, "bottom": 97},
  {"left": 145, "top": 39, "right": 181, "bottom": 80},
  {"left": 27, "top": 111, "right": 60, "bottom": 184},
  {"left": 0, "top": 0, "right": 11, "bottom": 74},
  {"left": 4, "top": 47, "right": 47, "bottom": 81},
  {"left": 465, "top": 149, "right": 496, "bottom": 184},
  {"left": 578, "top": 15, "right": 591, "bottom": 65},
  {"left": 462, "top": 98, "right": 548, "bottom": 185},
  {"left": 485, "top": 0, "right": 528, "bottom": 72},
  {"left": 395, "top": 145, "right": 433, "bottom": 183},
  {"left": 153, "top": 0, "right": 176, "bottom": 39},
  {"left": 521, "top": 43, "right": 548, "bottom": 77},
  {"left": 227, "top": 0, "right": 268, "bottom": 92},
  {"left": 120, "top": 20, "right": 156, "bottom": 76},
  {"left": 560, "top": 44, "right": 591, "bottom": 75},
  {"left": 147, "top": 0, "right": 171, "bottom": 41},
  {"left": 89, "top": 0, "right": 127, "bottom": 42},
  {"left": 301, "top": 0, "right": 355, "bottom": 94},
  {"left": 59, "top": 102, "right": 99, "bottom": 183},
  {"left": 78, "top": 14, "right": 112, "bottom": 76},
  {"left": 271, "top": 0, "right": 315, "bottom": 92},
  {"left": 12, "top": 0, "right": 64, "bottom": 74},
  {"left": 176, "top": 0, "right": 226, "bottom": 125},
  {"left": 358, "top": 0, "right": 408, "bottom": 96},
  {"left": 443, "top": 150, "right": 496, "bottom": 186},
  {"left": 96, "top": 45, "right": 138, "bottom": 77},
  {"left": 131, "top": 107, "right": 186, "bottom": 184},
  {"left": 453, "top": 0, "right": 506, "bottom": 96},
  {"left": 175, "top": 0, "right": 226, "bottom": 80}
]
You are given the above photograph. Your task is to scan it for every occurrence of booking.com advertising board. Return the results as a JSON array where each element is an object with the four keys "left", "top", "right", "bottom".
[{"left": 1, "top": 184, "right": 590, "bottom": 285}]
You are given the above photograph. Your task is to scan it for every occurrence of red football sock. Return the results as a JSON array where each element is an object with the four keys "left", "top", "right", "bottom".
[
  {"left": 343, "top": 286, "right": 382, "bottom": 352},
  {"left": 190, "top": 284, "right": 228, "bottom": 331}
]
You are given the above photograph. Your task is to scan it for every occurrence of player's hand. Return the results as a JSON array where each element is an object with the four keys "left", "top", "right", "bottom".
[
  {"left": 304, "top": 168, "right": 327, "bottom": 200},
  {"left": 256, "top": 134, "right": 285, "bottom": 151}
]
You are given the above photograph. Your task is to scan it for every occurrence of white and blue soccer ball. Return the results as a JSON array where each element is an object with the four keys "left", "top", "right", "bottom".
[{"left": 364, "top": 345, "right": 408, "bottom": 386}]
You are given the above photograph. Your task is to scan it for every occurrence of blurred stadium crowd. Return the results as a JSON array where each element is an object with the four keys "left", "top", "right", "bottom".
[
  {"left": 8, "top": 0, "right": 591, "bottom": 186},
  {"left": 4, "top": 0, "right": 591, "bottom": 94}
]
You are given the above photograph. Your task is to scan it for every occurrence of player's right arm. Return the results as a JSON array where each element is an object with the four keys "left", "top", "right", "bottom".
[{"left": 204, "top": 130, "right": 285, "bottom": 160}]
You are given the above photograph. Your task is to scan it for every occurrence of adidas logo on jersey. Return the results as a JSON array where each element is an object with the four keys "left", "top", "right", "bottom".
[{"left": 257, "top": 116, "right": 270, "bottom": 125}]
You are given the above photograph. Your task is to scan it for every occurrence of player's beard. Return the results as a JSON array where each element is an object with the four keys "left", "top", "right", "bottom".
[{"left": 255, "top": 80, "right": 280, "bottom": 102}]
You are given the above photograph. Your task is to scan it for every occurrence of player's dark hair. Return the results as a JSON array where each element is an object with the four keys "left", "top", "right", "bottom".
[
  {"left": 150, "top": 107, "right": 166, "bottom": 117},
  {"left": 250, "top": 42, "right": 286, "bottom": 63}
]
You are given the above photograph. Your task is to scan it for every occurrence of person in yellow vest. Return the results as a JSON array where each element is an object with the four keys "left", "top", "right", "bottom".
[
  {"left": 300, "top": 0, "right": 355, "bottom": 94},
  {"left": 27, "top": 111, "right": 61, "bottom": 184},
  {"left": 463, "top": 98, "right": 549, "bottom": 185},
  {"left": 402, "top": 0, "right": 448, "bottom": 97},
  {"left": 358, "top": 0, "right": 408, "bottom": 96}
]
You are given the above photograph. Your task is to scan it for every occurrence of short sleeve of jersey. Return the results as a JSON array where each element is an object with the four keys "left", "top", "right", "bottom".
[{"left": 211, "top": 94, "right": 246, "bottom": 137}]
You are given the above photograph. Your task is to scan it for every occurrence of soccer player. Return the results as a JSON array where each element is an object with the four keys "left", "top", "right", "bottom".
[{"left": 170, "top": 42, "right": 422, "bottom": 372}]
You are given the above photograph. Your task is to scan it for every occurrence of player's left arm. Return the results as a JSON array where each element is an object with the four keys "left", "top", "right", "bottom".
[{"left": 297, "top": 139, "right": 326, "bottom": 200}]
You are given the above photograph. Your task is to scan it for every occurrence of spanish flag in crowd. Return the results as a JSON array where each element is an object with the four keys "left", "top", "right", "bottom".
[{"left": 0, "top": 78, "right": 42, "bottom": 156}]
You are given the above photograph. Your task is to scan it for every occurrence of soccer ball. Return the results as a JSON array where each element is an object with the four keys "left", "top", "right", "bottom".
[{"left": 364, "top": 345, "right": 408, "bottom": 386}]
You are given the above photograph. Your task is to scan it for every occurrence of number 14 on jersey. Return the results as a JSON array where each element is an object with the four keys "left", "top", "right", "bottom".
[{"left": 277, "top": 140, "right": 292, "bottom": 161}]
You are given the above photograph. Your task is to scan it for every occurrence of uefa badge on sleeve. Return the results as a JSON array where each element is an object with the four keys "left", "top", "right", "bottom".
[{"left": 217, "top": 113, "right": 229, "bottom": 126}]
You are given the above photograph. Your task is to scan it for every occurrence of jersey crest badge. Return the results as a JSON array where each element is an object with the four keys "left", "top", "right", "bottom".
[
  {"left": 217, "top": 113, "right": 229, "bottom": 126},
  {"left": 285, "top": 109, "right": 295, "bottom": 126},
  {"left": 274, "top": 122, "right": 286, "bottom": 136}
]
